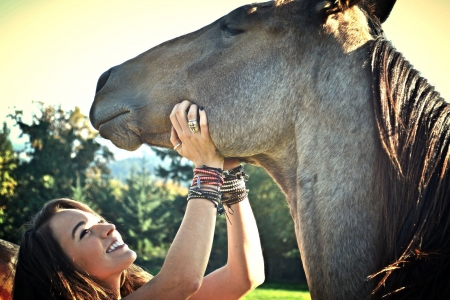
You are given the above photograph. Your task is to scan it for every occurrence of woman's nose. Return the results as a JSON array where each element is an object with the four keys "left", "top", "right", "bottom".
[{"left": 100, "top": 223, "right": 116, "bottom": 238}]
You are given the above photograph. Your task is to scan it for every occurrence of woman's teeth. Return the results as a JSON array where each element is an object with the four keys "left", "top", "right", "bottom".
[{"left": 107, "top": 241, "right": 123, "bottom": 253}]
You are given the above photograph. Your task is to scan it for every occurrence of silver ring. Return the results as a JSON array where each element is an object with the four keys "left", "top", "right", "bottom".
[
  {"left": 188, "top": 119, "right": 199, "bottom": 133},
  {"left": 173, "top": 142, "right": 182, "bottom": 150}
]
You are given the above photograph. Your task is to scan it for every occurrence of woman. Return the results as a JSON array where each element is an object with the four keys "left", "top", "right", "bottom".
[{"left": 13, "top": 101, "right": 265, "bottom": 300}]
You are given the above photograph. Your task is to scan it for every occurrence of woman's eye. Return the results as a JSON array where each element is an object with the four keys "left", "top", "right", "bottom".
[
  {"left": 80, "top": 229, "right": 90, "bottom": 239},
  {"left": 220, "top": 21, "right": 243, "bottom": 36}
]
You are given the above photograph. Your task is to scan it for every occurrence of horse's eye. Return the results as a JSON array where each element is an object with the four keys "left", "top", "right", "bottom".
[{"left": 220, "top": 20, "right": 243, "bottom": 36}]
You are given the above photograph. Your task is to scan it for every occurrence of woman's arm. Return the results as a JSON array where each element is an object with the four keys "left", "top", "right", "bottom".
[
  {"left": 190, "top": 160, "right": 265, "bottom": 300},
  {"left": 125, "top": 200, "right": 217, "bottom": 300},
  {"left": 125, "top": 101, "right": 223, "bottom": 300}
]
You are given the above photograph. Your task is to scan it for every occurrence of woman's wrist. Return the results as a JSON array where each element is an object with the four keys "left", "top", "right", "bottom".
[{"left": 193, "top": 159, "right": 224, "bottom": 169}]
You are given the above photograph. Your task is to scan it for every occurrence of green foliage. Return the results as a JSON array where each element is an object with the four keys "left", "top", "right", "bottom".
[
  {"left": 106, "top": 158, "right": 185, "bottom": 265},
  {"left": 0, "top": 105, "right": 114, "bottom": 242},
  {"left": 245, "top": 165, "right": 299, "bottom": 259},
  {"left": 0, "top": 122, "right": 18, "bottom": 230},
  {"left": 153, "top": 148, "right": 193, "bottom": 183},
  {"left": 0, "top": 122, "right": 17, "bottom": 199},
  {"left": 243, "top": 282, "right": 310, "bottom": 299}
]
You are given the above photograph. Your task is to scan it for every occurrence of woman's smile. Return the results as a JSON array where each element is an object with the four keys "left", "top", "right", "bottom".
[{"left": 107, "top": 241, "right": 127, "bottom": 253}]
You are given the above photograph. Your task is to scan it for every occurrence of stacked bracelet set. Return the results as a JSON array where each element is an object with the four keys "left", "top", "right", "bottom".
[
  {"left": 221, "top": 165, "right": 248, "bottom": 208},
  {"left": 188, "top": 166, "right": 225, "bottom": 215},
  {"left": 187, "top": 164, "right": 249, "bottom": 215}
]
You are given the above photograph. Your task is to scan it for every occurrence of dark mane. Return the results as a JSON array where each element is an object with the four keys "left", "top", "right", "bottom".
[{"left": 370, "top": 37, "right": 450, "bottom": 299}]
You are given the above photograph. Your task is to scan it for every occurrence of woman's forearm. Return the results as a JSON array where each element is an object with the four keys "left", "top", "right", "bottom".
[
  {"left": 190, "top": 198, "right": 265, "bottom": 300},
  {"left": 222, "top": 161, "right": 265, "bottom": 291},
  {"left": 225, "top": 198, "right": 265, "bottom": 291},
  {"left": 162, "top": 200, "right": 217, "bottom": 283},
  {"left": 128, "top": 200, "right": 217, "bottom": 300}
]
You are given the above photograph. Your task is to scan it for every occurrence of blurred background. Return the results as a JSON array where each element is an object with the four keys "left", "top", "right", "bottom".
[{"left": 0, "top": 0, "right": 449, "bottom": 285}]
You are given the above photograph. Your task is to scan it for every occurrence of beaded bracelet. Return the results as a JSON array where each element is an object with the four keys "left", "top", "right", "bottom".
[
  {"left": 221, "top": 164, "right": 249, "bottom": 209},
  {"left": 187, "top": 188, "right": 225, "bottom": 215},
  {"left": 187, "top": 165, "right": 225, "bottom": 215},
  {"left": 191, "top": 176, "right": 224, "bottom": 187},
  {"left": 222, "top": 165, "right": 247, "bottom": 180},
  {"left": 194, "top": 166, "right": 224, "bottom": 176}
]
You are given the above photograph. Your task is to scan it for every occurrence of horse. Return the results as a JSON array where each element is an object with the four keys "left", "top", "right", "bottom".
[{"left": 89, "top": 0, "right": 450, "bottom": 298}]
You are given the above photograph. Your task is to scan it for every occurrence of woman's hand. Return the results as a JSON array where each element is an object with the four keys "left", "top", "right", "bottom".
[{"left": 170, "top": 100, "right": 224, "bottom": 169}]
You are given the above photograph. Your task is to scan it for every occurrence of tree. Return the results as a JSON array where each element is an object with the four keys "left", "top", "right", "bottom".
[
  {"left": 0, "top": 105, "right": 114, "bottom": 242},
  {"left": 245, "top": 165, "right": 304, "bottom": 282},
  {"left": 112, "top": 158, "right": 186, "bottom": 269},
  {"left": 153, "top": 148, "right": 193, "bottom": 183},
  {"left": 0, "top": 123, "right": 18, "bottom": 232},
  {"left": 0, "top": 123, "right": 17, "bottom": 199}
]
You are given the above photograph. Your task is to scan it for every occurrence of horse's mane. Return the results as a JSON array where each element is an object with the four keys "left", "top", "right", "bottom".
[{"left": 370, "top": 37, "right": 450, "bottom": 299}]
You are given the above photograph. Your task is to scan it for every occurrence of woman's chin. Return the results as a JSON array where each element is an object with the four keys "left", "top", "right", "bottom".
[
  {"left": 122, "top": 247, "right": 137, "bottom": 266},
  {"left": 129, "top": 249, "right": 137, "bottom": 263},
  {"left": 114, "top": 247, "right": 138, "bottom": 272}
]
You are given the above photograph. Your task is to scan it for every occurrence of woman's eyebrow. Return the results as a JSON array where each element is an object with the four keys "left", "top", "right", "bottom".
[{"left": 72, "top": 220, "right": 86, "bottom": 239}]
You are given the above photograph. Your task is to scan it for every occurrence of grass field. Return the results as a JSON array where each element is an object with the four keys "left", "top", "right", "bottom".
[{"left": 243, "top": 282, "right": 311, "bottom": 300}]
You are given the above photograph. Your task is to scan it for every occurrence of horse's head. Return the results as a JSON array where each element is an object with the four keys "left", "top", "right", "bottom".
[{"left": 89, "top": 0, "right": 396, "bottom": 160}]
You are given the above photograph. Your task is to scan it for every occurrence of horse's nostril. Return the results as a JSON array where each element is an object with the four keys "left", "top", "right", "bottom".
[{"left": 96, "top": 69, "right": 112, "bottom": 93}]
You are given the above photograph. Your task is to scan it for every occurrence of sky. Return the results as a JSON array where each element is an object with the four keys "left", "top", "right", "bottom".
[{"left": 0, "top": 0, "right": 449, "bottom": 159}]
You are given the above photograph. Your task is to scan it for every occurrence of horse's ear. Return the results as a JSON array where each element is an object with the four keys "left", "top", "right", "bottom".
[
  {"left": 358, "top": 0, "right": 397, "bottom": 23},
  {"left": 318, "top": 0, "right": 362, "bottom": 21},
  {"left": 320, "top": 0, "right": 396, "bottom": 24}
]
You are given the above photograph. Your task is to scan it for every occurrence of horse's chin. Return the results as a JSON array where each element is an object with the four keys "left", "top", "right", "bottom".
[
  {"left": 141, "top": 132, "right": 173, "bottom": 149},
  {"left": 98, "top": 115, "right": 142, "bottom": 151}
]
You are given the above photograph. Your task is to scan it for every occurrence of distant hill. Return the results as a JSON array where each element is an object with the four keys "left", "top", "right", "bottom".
[{"left": 108, "top": 154, "right": 169, "bottom": 182}]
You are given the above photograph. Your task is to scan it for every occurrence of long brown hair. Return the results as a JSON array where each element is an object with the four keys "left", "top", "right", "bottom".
[{"left": 13, "top": 199, "right": 152, "bottom": 300}]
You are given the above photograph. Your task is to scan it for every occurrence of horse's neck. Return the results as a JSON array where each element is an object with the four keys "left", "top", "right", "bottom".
[
  {"left": 260, "top": 50, "right": 381, "bottom": 298},
  {"left": 293, "top": 114, "right": 380, "bottom": 293}
]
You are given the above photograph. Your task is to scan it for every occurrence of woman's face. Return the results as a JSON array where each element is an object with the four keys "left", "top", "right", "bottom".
[{"left": 49, "top": 209, "right": 136, "bottom": 289}]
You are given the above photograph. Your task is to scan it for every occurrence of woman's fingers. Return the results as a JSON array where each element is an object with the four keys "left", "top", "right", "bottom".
[
  {"left": 187, "top": 104, "right": 199, "bottom": 133},
  {"left": 170, "top": 100, "right": 192, "bottom": 135},
  {"left": 175, "top": 100, "right": 192, "bottom": 134},
  {"left": 199, "top": 107, "right": 209, "bottom": 139},
  {"left": 170, "top": 126, "right": 181, "bottom": 147},
  {"left": 169, "top": 102, "right": 223, "bottom": 168},
  {"left": 170, "top": 103, "right": 183, "bottom": 136}
]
